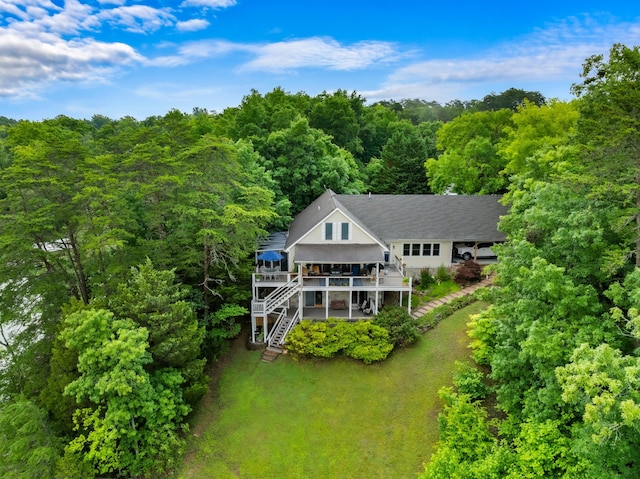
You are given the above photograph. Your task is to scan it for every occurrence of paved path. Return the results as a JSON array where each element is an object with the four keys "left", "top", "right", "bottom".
[{"left": 410, "top": 275, "right": 494, "bottom": 319}]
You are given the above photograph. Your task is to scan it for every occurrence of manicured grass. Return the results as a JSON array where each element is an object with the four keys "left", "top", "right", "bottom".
[
  {"left": 408, "top": 279, "right": 461, "bottom": 308},
  {"left": 174, "top": 302, "right": 488, "bottom": 479}
]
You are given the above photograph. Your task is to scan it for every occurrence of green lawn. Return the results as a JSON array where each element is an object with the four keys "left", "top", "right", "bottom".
[
  {"left": 174, "top": 302, "right": 487, "bottom": 479},
  {"left": 407, "top": 279, "right": 461, "bottom": 308}
]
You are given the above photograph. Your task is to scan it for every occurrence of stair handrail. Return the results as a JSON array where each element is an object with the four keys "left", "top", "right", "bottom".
[
  {"left": 262, "top": 276, "right": 300, "bottom": 315},
  {"left": 275, "top": 309, "right": 300, "bottom": 346},
  {"left": 264, "top": 307, "right": 287, "bottom": 345}
]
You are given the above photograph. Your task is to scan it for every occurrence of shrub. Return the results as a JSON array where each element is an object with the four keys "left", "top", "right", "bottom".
[
  {"left": 343, "top": 321, "right": 394, "bottom": 363},
  {"left": 419, "top": 268, "right": 435, "bottom": 288},
  {"left": 285, "top": 319, "right": 393, "bottom": 364},
  {"left": 452, "top": 361, "right": 491, "bottom": 400},
  {"left": 454, "top": 260, "right": 482, "bottom": 285},
  {"left": 435, "top": 264, "right": 451, "bottom": 283},
  {"left": 373, "top": 306, "right": 421, "bottom": 347},
  {"left": 285, "top": 320, "right": 342, "bottom": 358}
]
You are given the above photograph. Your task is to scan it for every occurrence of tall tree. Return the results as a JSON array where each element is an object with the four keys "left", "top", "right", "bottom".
[
  {"left": 99, "top": 260, "right": 207, "bottom": 404},
  {"left": 308, "top": 89, "right": 364, "bottom": 158},
  {"left": 0, "top": 399, "right": 62, "bottom": 479},
  {"left": 367, "top": 120, "right": 431, "bottom": 194},
  {"left": 478, "top": 88, "right": 546, "bottom": 111},
  {"left": 263, "top": 117, "right": 364, "bottom": 214},
  {"left": 61, "top": 309, "right": 189, "bottom": 478},
  {"left": 426, "top": 109, "right": 513, "bottom": 194},
  {"left": 169, "top": 136, "right": 277, "bottom": 316},
  {"left": 572, "top": 43, "right": 640, "bottom": 267}
]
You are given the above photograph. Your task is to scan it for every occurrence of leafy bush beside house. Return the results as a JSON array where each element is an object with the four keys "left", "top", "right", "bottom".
[
  {"left": 286, "top": 319, "right": 394, "bottom": 364},
  {"left": 453, "top": 260, "right": 482, "bottom": 285},
  {"left": 372, "top": 306, "right": 421, "bottom": 347}
]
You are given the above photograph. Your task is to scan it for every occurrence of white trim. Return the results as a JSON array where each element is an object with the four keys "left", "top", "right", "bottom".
[{"left": 284, "top": 206, "right": 388, "bottom": 253}]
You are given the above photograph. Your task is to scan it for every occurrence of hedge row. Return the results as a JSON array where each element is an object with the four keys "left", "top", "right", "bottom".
[{"left": 285, "top": 319, "right": 394, "bottom": 364}]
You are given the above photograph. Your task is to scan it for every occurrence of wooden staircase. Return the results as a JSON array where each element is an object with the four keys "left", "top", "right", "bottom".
[{"left": 260, "top": 309, "right": 301, "bottom": 362}]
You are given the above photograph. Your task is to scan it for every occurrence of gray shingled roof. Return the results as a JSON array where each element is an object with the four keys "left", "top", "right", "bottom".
[
  {"left": 295, "top": 244, "right": 385, "bottom": 263},
  {"left": 285, "top": 190, "right": 508, "bottom": 248},
  {"left": 336, "top": 193, "right": 508, "bottom": 242}
]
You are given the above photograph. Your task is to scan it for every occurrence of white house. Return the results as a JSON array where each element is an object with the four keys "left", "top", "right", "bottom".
[{"left": 250, "top": 189, "right": 507, "bottom": 349}]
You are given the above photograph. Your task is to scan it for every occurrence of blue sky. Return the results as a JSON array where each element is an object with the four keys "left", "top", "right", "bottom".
[{"left": 1, "top": 0, "right": 639, "bottom": 120}]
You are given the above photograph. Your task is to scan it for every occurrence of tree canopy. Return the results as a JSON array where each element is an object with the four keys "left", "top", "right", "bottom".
[{"left": 421, "top": 43, "right": 640, "bottom": 479}]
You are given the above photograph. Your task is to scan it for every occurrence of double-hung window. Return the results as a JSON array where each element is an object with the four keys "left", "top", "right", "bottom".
[{"left": 325, "top": 223, "right": 333, "bottom": 240}]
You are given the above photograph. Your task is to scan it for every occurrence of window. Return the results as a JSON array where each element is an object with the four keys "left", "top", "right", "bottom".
[
  {"left": 325, "top": 222, "right": 349, "bottom": 240},
  {"left": 341, "top": 222, "right": 349, "bottom": 240},
  {"left": 325, "top": 222, "right": 333, "bottom": 240},
  {"left": 403, "top": 242, "right": 441, "bottom": 256}
]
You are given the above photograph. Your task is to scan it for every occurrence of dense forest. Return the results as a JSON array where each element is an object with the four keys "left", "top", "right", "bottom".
[{"left": 0, "top": 42, "right": 639, "bottom": 478}]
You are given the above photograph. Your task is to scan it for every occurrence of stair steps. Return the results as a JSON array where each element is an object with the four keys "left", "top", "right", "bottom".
[{"left": 260, "top": 347, "right": 282, "bottom": 362}]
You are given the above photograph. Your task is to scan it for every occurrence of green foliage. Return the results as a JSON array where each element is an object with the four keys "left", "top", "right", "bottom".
[
  {"left": 478, "top": 88, "right": 546, "bottom": 112},
  {"left": 0, "top": 399, "right": 62, "bottom": 479},
  {"left": 372, "top": 305, "right": 421, "bottom": 347},
  {"left": 426, "top": 109, "right": 513, "bottom": 194},
  {"left": 435, "top": 387, "right": 496, "bottom": 462},
  {"left": 434, "top": 264, "right": 451, "bottom": 283},
  {"left": 204, "top": 303, "right": 245, "bottom": 360},
  {"left": 558, "top": 343, "right": 640, "bottom": 446},
  {"left": 61, "top": 309, "right": 189, "bottom": 477},
  {"left": 98, "top": 259, "right": 208, "bottom": 405},
  {"left": 498, "top": 99, "right": 579, "bottom": 178},
  {"left": 572, "top": 44, "right": 640, "bottom": 269},
  {"left": 365, "top": 120, "right": 431, "bottom": 194},
  {"left": 418, "top": 268, "right": 435, "bottom": 289},
  {"left": 263, "top": 116, "right": 364, "bottom": 215},
  {"left": 452, "top": 361, "right": 491, "bottom": 400},
  {"left": 454, "top": 260, "right": 482, "bottom": 285},
  {"left": 285, "top": 319, "right": 393, "bottom": 364},
  {"left": 467, "top": 308, "right": 496, "bottom": 366}
]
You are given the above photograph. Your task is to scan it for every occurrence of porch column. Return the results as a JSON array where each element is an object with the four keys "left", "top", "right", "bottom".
[
  {"left": 263, "top": 315, "right": 267, "bottom": 341},
  {"left": 251, "top": 314, "right": 256, "bottom": 342}
]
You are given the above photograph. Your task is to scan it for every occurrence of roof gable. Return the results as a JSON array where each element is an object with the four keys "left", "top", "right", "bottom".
[{"left": 284, "top": 190, "right": 384, "bottom": 250}]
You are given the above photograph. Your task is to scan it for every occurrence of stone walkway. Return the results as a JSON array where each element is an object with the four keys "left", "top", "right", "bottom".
[{"left": 410, "top": 275, "right": 494, "bottom": 319}]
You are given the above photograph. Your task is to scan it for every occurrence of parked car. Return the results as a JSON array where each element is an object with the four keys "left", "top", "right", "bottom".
[{"left": 453, "top": 242, "right": 497, "bottom": 261}]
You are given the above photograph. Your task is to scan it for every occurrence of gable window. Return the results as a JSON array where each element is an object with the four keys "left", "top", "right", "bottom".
[
  {"left": 325, "top": 222, "right": 333, "bottom": 240},
  {"left": 341, "top": 222, "right": 349, "bottom": 240}
]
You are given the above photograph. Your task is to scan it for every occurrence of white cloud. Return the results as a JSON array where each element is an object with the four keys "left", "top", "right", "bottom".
[
  {"left": 97, "top": 5, "right": 175, "bottom": 34},
  {"left": 0, "top": 29, "right": 143, "bottom": 97},
  {"left": 0, "top": 1, "right": 60, "bottom": 21},
  {"left": 146, "top": 37, "right": 400, "bottom": 72},
  {"left": 369, "top": 14, "right": 640, "bottom": 103},
  {"left": 176, "top": 18, "right": 210, "bottom": 32},
  {"left": 241, "top": 37, "right": 399, "bottom": 72},
  {"left": 180, "top": 0, "right": 237, "bottom": 8}
]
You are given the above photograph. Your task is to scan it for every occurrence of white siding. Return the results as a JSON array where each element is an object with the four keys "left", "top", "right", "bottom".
[{"left": 388, "top": 240, "right": 454, "bottom": 270}]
